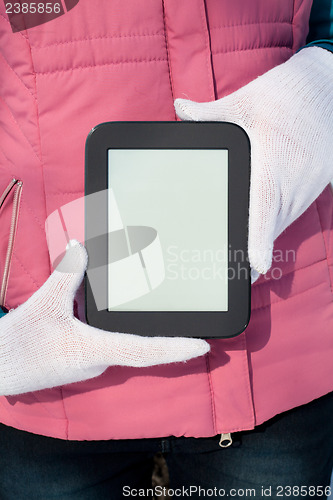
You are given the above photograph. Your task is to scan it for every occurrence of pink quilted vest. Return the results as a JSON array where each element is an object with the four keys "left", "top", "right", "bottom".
[{"left": 0, "top": 0, "right": 332, "bottom": 440}]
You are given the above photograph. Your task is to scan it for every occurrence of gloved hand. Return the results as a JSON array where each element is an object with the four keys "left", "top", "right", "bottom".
[
  {"left": 0, "top": 241, "right": 209, "bottom": 396},
  {"left": 175, "top": 47, "right": 333, "bottom": 277}
]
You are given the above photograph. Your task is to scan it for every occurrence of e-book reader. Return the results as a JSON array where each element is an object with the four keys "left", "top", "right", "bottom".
[{"left": 85, "top": 121, "right": 250, "bottom": 338}]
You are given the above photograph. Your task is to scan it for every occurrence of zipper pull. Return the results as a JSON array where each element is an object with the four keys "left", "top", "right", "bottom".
[
  {"left": 0, "top": 178, "right": 18, "bottom": 210},
  {"left": 219, "top": 433, "right": 233, "bottom": 448}
]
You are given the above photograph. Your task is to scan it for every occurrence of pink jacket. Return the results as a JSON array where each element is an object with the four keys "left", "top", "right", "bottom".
[{"left": 0, "top": 0, "right": 332, "bottom": 440}]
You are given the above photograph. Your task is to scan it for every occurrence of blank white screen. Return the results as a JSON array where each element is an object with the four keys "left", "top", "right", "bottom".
[{"left": 108, "top": 149, "right": 228, "bottom": 311}]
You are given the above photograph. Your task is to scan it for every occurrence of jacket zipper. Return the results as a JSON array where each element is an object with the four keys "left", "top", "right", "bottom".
[
  {"left": 0, "top": 178, "right": 23, "bottom": 310},
  {"left": 219, "top": 432, "right": 233, "bottom": 448}
]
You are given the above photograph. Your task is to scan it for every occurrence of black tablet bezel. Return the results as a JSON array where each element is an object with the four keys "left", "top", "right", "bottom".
[{"left": 85, "top": 121, "right": 250, "bottom": 338}]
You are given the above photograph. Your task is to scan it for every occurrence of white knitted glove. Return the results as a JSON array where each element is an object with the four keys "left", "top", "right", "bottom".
[
  {"left": 175, "top": 47, "right": 333, "bottom": 276},
  {"left": 0, "top": 241, "right": 209, "bottom": 396}
]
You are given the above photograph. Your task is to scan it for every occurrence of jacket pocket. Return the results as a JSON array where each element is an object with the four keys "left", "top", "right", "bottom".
[{"left": 0, "top": 178, "right": 23, "bottom": 312}]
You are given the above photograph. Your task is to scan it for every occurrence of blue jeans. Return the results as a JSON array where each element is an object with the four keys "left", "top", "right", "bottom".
[{"left": 0, "top": 392, "right": 332, "bottom": 499}]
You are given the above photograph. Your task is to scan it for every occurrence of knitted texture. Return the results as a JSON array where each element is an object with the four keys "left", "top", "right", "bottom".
[
  {"left": 0, "top": 241, "right": 209, "bottom": 396},
  {"left": 175, "top": 47, "right": 333, "bottom": 275}
]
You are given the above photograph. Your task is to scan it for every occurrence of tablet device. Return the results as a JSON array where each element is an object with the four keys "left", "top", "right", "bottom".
[{"left": 85, "top": 121, "right": 250, "bottom": 338}]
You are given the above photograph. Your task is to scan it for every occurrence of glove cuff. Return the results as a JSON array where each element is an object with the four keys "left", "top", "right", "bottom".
[{"left": 298, "top": 39, "right": 333, "bottom": 55}]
